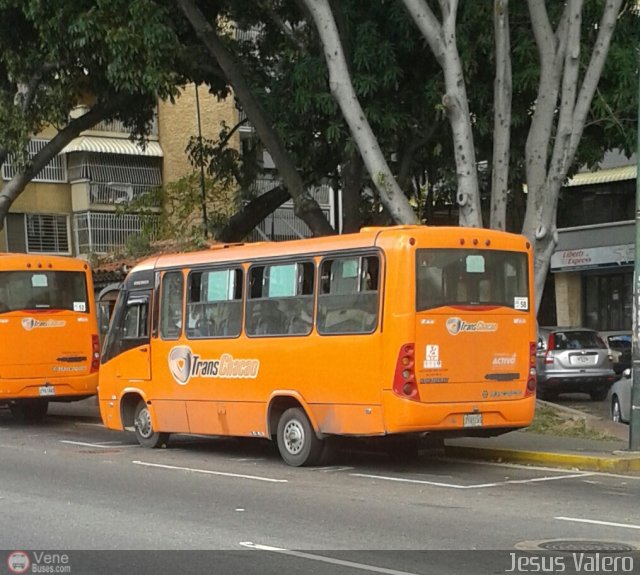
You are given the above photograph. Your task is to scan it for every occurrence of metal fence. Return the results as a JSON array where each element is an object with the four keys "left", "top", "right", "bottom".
[
  {"left": 74, "top": 211, "right": 158, "bottom": 255},
  {"left": 246, "top": 179, "right": 334, "bottom": 241}
]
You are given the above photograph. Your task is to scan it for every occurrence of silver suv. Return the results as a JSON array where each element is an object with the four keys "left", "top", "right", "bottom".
[{"left": 536, "top": 327, "right": 618, "bottom": 401}]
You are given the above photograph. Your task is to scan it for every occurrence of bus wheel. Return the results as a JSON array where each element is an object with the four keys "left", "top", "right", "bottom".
[
  {"left": 9, "top": 399, "right": 49, "bottom": 423},
  {"left": 276, "top": 407, "right": 324, "bottom": 467},
  {"left": 133, "top": 402, "right": 169, "bottom": 449}
]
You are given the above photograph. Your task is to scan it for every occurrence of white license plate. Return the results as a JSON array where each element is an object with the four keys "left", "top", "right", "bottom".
[
  {"left": 571, "top": 355, "right": 595, "bottom": 366},
  {"left": 463, "top": 413, "right": 483, "bottom": 427},
  {"left": 39, "top": 385, "right": 55, "bottom": 397}
]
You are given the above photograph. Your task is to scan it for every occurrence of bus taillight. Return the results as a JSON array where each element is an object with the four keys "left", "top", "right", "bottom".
[
  {"left": 544, "top": 332, "right": 555, "bottom": 365},
  {"left": 526, "top": 341, "right": 537, "bottom": 397},
  {"left": 91, "top": 335, "right": 100, "bottom": 372},
  {"left": 393, "top": 344, "right": 419, "bottom": 401}
]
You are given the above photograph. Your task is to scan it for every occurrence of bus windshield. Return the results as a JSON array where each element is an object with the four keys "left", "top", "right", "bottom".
[
  {"left": 416, "top": 248, "right": 529, "bottom": 311},
  {"left": 0, "top": 270, "right": 89, "bottom": 313}
]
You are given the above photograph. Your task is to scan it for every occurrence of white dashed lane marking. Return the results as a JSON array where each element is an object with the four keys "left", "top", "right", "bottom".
[{"left": 132, "top": 460, "right": 288, "bottom": 483}]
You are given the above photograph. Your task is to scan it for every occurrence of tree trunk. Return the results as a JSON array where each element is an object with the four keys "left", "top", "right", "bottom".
[
  {"left": 523, "top": 0, "right": 622, "bottom": 312},
  {"left": 300, "top": 0, "right": 418, "bottom": 225},
  {"left": 216, "top": 185, "right": 289, "bottom": 242},
  {"left": 490, "top": 0, "right": 512, "bottom": 231},
  {"left": 401, "top": 0, "right": 482, "bottom": 228},
  {"left": 341, "top": 149, "right": 363, "bottom": 233},
  {"left": 0, "top": 99, "right": 126, "bottom": 228},
  {"left": 177, "top": 0, "right": 335, "bottom": 237}
]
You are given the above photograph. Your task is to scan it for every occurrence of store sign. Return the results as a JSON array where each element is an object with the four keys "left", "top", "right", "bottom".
[{"left": 551, "top": 243, "right": 634, "bottom": 271}]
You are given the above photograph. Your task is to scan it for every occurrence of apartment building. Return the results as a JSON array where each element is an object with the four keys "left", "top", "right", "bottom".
[{"left": 0, "top": 85, "right": 337, "bottom": 257}]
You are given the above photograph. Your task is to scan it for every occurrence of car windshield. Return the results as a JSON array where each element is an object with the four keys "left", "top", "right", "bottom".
[{"left": 552, "top": 331, "right": 606, "bottom": 350}]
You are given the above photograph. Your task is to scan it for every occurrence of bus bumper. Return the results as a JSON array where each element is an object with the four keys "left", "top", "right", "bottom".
[
  {"left": 382, "top": 391, "right": 536, "bottom": 434},
  {"left": 0, "top": 374, "right": 98, "bottom": 402}
]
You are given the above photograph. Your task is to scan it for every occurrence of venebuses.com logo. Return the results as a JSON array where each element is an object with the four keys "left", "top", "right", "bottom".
[
  {"left": 6, "top": 551, "right": 71, "bottom": 574},
  {"left": 7, "top": 552, "right": 30, "bottom": 574}
]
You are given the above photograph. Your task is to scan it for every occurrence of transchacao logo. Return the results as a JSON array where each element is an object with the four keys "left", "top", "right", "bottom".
[
  {"left": 168, "top": 346, "right": 260, "bottom": 386},
  {"left": 446, "top": 317, "right": 498, "bottom": 336},
  {"left": 21, "top": 318, "right": 66, "bottom": 331}
]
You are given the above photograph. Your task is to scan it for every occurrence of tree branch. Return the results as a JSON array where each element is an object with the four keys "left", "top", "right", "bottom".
[
  {"left": 177, "top": 0, "right": 335, "bottom": 236},
  {"left": 216, "top": 184, "right": 290, "bottom": 242}
]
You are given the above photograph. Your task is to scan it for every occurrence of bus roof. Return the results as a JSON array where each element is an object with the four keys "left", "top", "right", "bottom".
[
  {"left": 129, "top": 225, "right": 530, "bottom": 274},
  {"left": 0, "top": 253, "right": 92, "bottom": 272}
]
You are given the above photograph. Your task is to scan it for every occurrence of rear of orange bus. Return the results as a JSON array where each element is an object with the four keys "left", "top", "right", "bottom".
[
  {"left": 0, "top": 254, "right": 99, "bottom": 421},
  {"left": 377, "top": 226, "right": 536, "bottom": 436}
]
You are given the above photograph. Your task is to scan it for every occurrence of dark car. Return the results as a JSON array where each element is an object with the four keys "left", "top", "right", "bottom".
[
  {"left": 600, "top": 331, "right": 631, "bottom": 375},
  {"left": 536, "top": 327, "right": 618, "bottom": 401}
]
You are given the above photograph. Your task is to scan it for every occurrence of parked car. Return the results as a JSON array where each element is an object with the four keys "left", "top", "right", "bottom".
[
  {"left": 610, "top": 368, "right": 632, "bottom": 424},
  {"left": 536, "top": 327, "right": 618, "bottom": 401},
  {"left": 600, "top": 331, "right": 632, "bottom": 375}
]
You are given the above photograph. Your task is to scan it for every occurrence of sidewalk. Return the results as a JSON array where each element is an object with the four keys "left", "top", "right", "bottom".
[{"left": 444, "top": 401, "right": 640, "bottom": 473}]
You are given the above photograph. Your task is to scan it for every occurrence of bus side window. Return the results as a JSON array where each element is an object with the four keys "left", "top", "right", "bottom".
[
  {"left": 317, "top": 255, "right": 380, "bottom": 335},
  {"left": 186, "top": 268, "right": 243, "bottom": 339},
  {"left": 246, "top": 262, "right": 314, "bottom": 337},
  {"left": 160, "top": 271, "right": 184, "bottom": 340}
]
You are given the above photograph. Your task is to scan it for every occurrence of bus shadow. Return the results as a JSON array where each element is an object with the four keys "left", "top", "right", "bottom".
[{"left": 167, "top": 433, "right": 453, "bottom": 473}]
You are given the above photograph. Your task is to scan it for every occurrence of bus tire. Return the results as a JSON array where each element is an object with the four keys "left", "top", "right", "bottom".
[
  {"left": 276, "top": 407, "right": 324, "bottom": 467},
  {"left": 133, "top": 402, "right": 169, "bottom": 449},
  {"left": 9, "top": 399, "right": 49, "bottom": 423}
]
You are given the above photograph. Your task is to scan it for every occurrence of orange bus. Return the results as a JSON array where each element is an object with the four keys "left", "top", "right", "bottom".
[
  {"left": 99, "top": 225, "right": 536, "bottom": 465},
  {"left": 0, "top": 254, "right": 100, "bottom": 421}
]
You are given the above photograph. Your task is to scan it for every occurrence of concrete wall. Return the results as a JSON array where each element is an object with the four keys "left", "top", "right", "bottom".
[
  {"left": 157, "top": 84, "right": 239, "bottom": 185},
  {"left": 10, "top": 182, "right": 71, "bottom": 214},
  {"left": 554, "top": 272, "right": 582, "bottom": 327}
]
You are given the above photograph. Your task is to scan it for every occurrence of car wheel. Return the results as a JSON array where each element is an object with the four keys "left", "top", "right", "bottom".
[
  {"left": 133, "top": 402, "right": 170, "bottom": 448},
  {"left": 276, "top": 407, "right": 324, "bottom": 467},
  {"left": 611, "top": 395, "right": 623, "bottom": 423},
  {"left": 9, "top": 399, "right": 49, "bottom": 423},
  {"left": 589, "top": 387, "right": 608, "bottom": 402}
]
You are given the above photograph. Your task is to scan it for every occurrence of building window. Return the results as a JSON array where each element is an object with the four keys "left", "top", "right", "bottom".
[
  {"left": 2, "top": 139, "right": 67, "bottom": 183},
  {"left": 25, "top": 214, "right": 70, "bottom": 254},
  {"left": 583, "top": 271, "right": 632, "bottom": 331}
]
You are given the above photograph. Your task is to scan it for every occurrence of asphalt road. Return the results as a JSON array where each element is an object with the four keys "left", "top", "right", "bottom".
[{"left": 1, "top": 403, "right": 639, "bottom": 575}]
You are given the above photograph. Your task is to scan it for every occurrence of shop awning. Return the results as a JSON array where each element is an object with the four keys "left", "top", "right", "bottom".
[
  {"left": 565, "top": 165, "right": 636, "bottom": 187},
  {"left": 61, "top": 136, "right": 163, "bottom": 157}
]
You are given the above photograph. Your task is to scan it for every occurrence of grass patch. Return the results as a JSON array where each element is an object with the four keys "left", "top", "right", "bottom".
[{"left": 525, "top": 404, "right": 618, "bottom": 441}]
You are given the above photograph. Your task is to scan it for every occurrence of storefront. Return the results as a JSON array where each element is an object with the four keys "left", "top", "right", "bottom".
[{"left": 550, "top": 221, "right": 634, "bottom": 331}]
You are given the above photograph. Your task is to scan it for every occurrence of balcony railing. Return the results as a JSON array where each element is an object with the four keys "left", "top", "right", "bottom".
[
  {"left": 74, "top": 211, "right": 158, "bottom": 255},
  {"left": 91, "top": 116, "right": 158, "bottom": 137}
]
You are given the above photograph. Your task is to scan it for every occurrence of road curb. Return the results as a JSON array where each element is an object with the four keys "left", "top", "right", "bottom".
[{"left": 444, "top": 444, "right": 640, "bottom": 473}]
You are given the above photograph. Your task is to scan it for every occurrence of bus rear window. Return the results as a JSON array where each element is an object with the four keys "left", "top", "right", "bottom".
[
  {"left": 0, "top": 271, "right": 89, "bottom": 313},
  {"left": 416, "top": 249, "right": 529, "bottom": 311}
]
